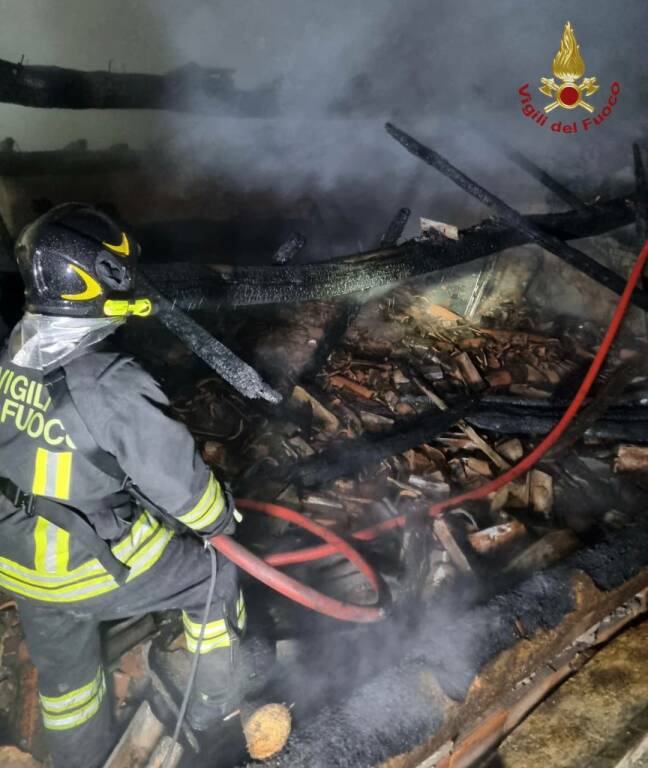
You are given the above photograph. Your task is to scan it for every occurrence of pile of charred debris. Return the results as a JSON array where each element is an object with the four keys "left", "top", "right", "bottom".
[{"left": 1, "top": 127, "right": 648, "bottom": 767}]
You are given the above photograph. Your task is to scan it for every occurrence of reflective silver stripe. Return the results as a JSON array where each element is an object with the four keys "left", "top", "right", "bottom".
[
  {"left": 0, "top": 511, "right": 173, "bottom": 603},
  {"left": 43, "top": 450, "right": 58, "bottom": 497},
  {"left": 188, "top": 496, "right": 224, "bottom": 531},
  {"left": 0, "top": 572, "right": 117, "bottom": 601},
  {"left": 112, "top": 511, "right": 161, "bottom": 558},
  {"left": 0, "top": 556, "right": 105, "bottom": 585},
  {"left": 183, "top": 612, "right": 228, "bottom": 638},
  {"left": 236, "top": 592, "right": 247, "bottom": 630},
  {"left": 125, "top": 526, "right": 174, "bottom": 580},
  {"left": 183, "top": 612, "right": 230, "bottom": 653},
  {"left": 40, "top": 668, "right": 105, "bottom": 731},
  {"left": 186, "top": 633, "right": 231, "bottom": 653},
  {"left": 40, "top": 668, "right": 103, "bottom": 713},
  {"left": 182, "top": 590, "right": 247, "bottom": 654},
  {"left": 178, "top": 475, "right": 217, "bottom": 525},
  {"left": 32, "top": 448, "right": 73, "bottom": 500},
  {"left": 177, "top": 475, "right": 225, "bottom": 530},
  {"left": 44, "top": 520, "right": 58, "bottom": 572}
]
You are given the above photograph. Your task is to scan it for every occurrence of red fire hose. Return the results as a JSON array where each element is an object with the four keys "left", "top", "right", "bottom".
[
  {"left": 211, "top": 239, "right": 648, "bottom": 623},
  {"left": 213, "top": 500, "right": 385, "bottom": 622}
]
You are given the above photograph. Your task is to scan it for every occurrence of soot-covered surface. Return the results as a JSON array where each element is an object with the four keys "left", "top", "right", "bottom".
[{"left": 253, "top": 521, "right": 648, "bottom": 768}]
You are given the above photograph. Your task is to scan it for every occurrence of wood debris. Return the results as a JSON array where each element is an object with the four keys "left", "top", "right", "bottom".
[
  {"left": 530, "top": 470, "right": 553, "bottom": 517},
  {"left": 0, "top": 747, "right": 42, "bottom": 767},
  {"left": 290, "top": 386, "right": 340, "bottom": 433},
  {"left": 469, "top": 520, "right": 527, "bottom": 554},
  {"left": 615, "top": 444, "right": 648, "bottom": 473},
  {"left": 328, "top": 374, "right": 375, "bottom": 400},
  {"left": 420, "top": 217, "right": 460, "bottom": 240},
  {"left": 454, "top": 351, "right": 485, "bottom": 390},
  {"left": 433, "top": 518, "right": 472, "bottom": 574}
]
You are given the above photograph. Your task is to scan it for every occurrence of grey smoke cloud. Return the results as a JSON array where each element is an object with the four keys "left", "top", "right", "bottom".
[{"left": 0, "top": 0, "right": 645, "bottom": 248}]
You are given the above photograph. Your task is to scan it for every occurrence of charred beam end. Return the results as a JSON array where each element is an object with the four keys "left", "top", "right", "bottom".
[
  {"left": 465, "top": 400, "right": 648, "bottom": 443},
  {"left": 489, "top": 138, "right": 588, "bottom": 212},
  {"left": 380, "top": 207, "right": 411, "bottom": 248},
  {"left": 633, "top": 143, "right": 648, "bottom": 245},
  {"left": 272, "top": 232, "right": 306, "bottom": 264},
  {"left": 0, "top": 58, "right": 278, "bottom": 115},
  {"left": 269, "top": 402, "right": 470, "bottom": 489},
  {"left": 138, "top": 274, "right": 282, "bottom": 404},
  {"left": 385, "top": 122, "right": 648, "bottom": 311}
]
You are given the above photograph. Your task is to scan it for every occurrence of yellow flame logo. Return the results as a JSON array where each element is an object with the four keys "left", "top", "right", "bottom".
[
  {"left": 539, "top": 21, "right": 599, "bottom": 113},
  {"left": 552, "top": 22, "right": 585, "bottom": 82}
]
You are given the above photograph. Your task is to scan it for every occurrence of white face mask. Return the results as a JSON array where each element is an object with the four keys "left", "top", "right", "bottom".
[{"left": 9, "top": 312, "right": 124, "bottom": 371}]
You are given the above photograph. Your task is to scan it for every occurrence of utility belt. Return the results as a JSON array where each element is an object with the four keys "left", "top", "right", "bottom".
[{"left": 0, "top": 477, "right": 132, "bottom": 585}]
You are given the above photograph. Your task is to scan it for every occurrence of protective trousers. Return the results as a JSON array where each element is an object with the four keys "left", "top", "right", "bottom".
[{"left": 16, "top": 532, "right": 245, "bottom": 768}]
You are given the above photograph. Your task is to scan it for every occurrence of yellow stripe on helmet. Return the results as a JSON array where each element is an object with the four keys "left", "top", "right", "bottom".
[
  {"left": 102, "top": 232, "right": 130, "bottom": 257},
  {"left": 61, "top": 265, "right": 103, "bottom": 301}
]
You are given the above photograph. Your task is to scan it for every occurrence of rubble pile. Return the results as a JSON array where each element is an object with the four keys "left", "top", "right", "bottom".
[{"left": 170, "top": 290, "right": 648, "bottom": 591}]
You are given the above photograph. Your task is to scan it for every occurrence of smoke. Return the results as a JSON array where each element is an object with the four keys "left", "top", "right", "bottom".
[
  {"left": 149, "top": 0, "right": 647, "bottom": 250},
  {"left": 0, "top": 0, "right": 646, "bottom": 252}
]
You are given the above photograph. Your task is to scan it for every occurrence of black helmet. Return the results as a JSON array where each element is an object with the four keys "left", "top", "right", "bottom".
[{"left": 15, "top": 203, "right": 152, "bottom": 318}]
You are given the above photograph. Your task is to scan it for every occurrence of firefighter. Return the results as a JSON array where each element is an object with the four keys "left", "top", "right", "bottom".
[{"left": 0, "top": 203, "right": 245, "bottom": 768}]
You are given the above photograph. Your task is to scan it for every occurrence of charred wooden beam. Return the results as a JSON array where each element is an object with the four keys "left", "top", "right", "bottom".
[
  {"left": 465, "top": 396, "right": 648, "bottom": 443},
  {"left": 138, "top": 273, "right": 281, "bottom": 403},
  {"left": 380, "top": 207, "right": 411, "bottom": 247},
  {"left": 0, "top": 145, "right": 144, "bottom": 176},
  {"left": 0, "top": 193, "right": 636, "bottom": 334},
  {"left": 139, "top": 193, "right": 635, "bottom": 308},
  {"left": 488, "top": 136, "right": 588, "bottom": 211},
  {"left": 386, "top": 123, "right": 648, "bottom": 310},
  {"left": 0, "top": 58, "right": 277, "bottom": 115},
  {"left": 258, "top": 402, "right": 469, "bottom": 488}
]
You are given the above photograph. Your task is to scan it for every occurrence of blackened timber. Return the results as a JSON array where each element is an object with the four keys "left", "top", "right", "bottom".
[
  {"left": 0, "top": 58, "right": 277, "bottom": 115},
  {"left": 266, "top": 403, "right": 469, "bottom": 488},
  {"left": 386, "top": 123, "right": 648, "bottom": 311},
  {"left": 0, "top": 147, "right": 145, "bottom": 177},
  {"left": 466, "top": 398, "right": 648, "bottom": 443},
  {"left": 141, "top": 194, "right": 635, "bottom": 308},
  {"left": 488, "top": 137, "right": 587, "bottom": 211},
  {"left": 380, "top": 207, "right": 411, "bottom": 247},
  {"left": 138, "top": 274, "right": 282, "bottom": 403}
]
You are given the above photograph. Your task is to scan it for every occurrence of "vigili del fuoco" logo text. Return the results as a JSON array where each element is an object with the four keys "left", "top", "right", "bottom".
[{"left": 517, "top": 21, "right": 620, "bottom": 135}]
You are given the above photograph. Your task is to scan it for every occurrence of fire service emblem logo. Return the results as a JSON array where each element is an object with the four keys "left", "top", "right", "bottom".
[
  {"left": 517, "top": 21, "right": 620, "bottom": 134},
  {"left": 539, "top": 22, "right": 598, "bottom": 113}
]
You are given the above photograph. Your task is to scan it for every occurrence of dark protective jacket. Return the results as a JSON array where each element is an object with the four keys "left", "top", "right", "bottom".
[{"left": 0, "top": 345, "right": 231, "bottom": 602}]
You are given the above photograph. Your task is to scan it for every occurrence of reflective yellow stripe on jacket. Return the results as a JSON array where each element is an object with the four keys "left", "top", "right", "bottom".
[
  {"left": 0, "top": 511, "right": 173, "bottom": 603},
  {"left": 40, "top": 667, "right": 105, "bottom": 731},
  {"left": 32, "top": 447, "right": 73, "bottom": 501},
  {"left": 177, "top": 474, "right": 225, "bottom": 532}
]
